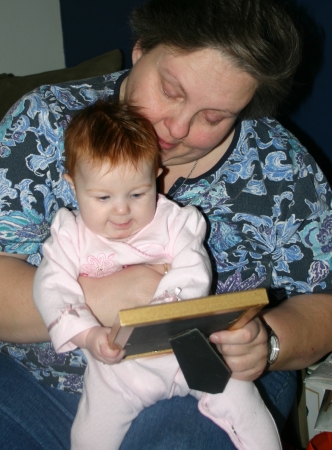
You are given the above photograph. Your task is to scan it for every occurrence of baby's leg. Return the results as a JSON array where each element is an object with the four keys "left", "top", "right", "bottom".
[
  {"left": 71, "top": 357, "right": 140, "bottom": 450},
  {"left": 196, "top": 379, "right": 281, "bottom": 450},
  {"left": 71, "top": 353, "right": 184, "bottom": 450}
]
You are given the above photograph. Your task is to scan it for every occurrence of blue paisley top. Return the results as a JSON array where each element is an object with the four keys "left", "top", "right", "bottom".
[{"left": 1, "top": 70, "right": 332, "bottom": 393}]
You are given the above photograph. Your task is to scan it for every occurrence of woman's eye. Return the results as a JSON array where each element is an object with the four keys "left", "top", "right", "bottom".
[
  {"left": 163, "top": 89, "right": 173, "bottom": 99},
  {"left": 162, "top": 82, "right": 177, "bottom": 99},
  {"left": 205, "top": 118, "right": 222, "bottom": 126},
  {"left": 203, "top": 114, "right": 223, "bottom": 126}
]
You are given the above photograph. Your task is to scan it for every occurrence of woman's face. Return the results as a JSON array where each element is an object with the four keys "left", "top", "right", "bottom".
[{"left": 124, "top": 45, "right": 257, "bottom": 167}]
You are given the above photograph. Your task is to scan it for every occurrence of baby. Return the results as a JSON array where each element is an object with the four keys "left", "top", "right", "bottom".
[{"left": 33, "top": 101, "right": 281, "bottom": 450}]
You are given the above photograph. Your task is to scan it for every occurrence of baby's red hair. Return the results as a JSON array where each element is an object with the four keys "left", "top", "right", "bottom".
[{"left": 64, "top": 100, "right": 161, "bottom": 176}]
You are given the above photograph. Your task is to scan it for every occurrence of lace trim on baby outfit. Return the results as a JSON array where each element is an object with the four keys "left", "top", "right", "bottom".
[{"left": 47, "top": 304, "right": 91, "bottom": 332}]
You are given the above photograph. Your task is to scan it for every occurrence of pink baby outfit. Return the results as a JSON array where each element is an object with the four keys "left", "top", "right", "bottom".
[{"left": 34, "top": 195, "right": 281, "bottom": 450}]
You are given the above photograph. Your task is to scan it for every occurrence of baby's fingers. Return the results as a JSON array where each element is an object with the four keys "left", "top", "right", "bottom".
[{"left": 100, "top": 341, "right": 125, "bottom": 364}]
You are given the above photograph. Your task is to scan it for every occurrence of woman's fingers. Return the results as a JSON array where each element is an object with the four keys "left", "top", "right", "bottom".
[{"left": 209, "top": 318, "right": 268, "bottom": 381}]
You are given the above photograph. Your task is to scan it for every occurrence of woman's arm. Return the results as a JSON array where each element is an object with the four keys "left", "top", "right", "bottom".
[
  {"left": 80, "top": 265, "right": 163, "bottom": 327},
  {"left": 0, "top": 253, "right": 48, "bottom": 343},
  {"left": 0, "top": 252, "right": 162, "bottom": 343},
  {"left": 210, "top": 293, "right": 332, "bottom": 381},
  {"left": 263, "top": 293, "right": 332, "bottom": 370}
]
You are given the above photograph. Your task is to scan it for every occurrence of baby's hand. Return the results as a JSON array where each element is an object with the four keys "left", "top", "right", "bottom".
[{"left": 78, "top": 326, "right": 125, "bottom": 364}]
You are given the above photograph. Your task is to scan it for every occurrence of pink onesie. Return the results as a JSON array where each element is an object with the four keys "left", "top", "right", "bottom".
[{"left": 34, "top": 195, "right": 281, "bottom": 450}]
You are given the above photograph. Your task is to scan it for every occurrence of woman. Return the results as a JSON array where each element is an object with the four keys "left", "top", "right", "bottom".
[{"left": 1, "top": 0, "right": 332, "bottom": 449}]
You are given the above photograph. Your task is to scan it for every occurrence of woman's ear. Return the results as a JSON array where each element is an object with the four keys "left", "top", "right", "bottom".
[
  {"left": 63, "top": 173, "right": 76, "bottom": 196},
  {"left": 132, "top": 42, "right": 144, "bottom": 65}
]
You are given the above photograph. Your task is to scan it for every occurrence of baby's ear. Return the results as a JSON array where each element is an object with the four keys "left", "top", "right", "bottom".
[{"left": 63, "top": 173, "right": 76, "bottom": 196}]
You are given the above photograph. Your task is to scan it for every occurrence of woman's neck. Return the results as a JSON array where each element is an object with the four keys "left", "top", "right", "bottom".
[{"left": 162, "top": 127, "right": 235, "bottom": 194}]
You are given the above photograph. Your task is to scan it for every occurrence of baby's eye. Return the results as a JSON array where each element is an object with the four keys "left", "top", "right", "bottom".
[
  {"left": 98, "top": 196, "right": 110, "bottom": 202},
  {"left": 131, "top": 193, "right": 143, "bottom": 199}
]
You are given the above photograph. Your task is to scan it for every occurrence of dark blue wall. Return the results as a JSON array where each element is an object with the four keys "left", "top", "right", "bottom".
[
  {"left": 60, "top": 0, "right": 332, "bottom": 180},
  {"left": 59, "top": 0, "right": 144, "bottom": 70},
  {"left": 278, "top": 0, "right": 332, "bottom": 180}
]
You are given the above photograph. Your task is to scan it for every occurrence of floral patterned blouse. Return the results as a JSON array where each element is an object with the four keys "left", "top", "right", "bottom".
[{"left": 1, "top": 70, "right": 332, "bottom": 393}]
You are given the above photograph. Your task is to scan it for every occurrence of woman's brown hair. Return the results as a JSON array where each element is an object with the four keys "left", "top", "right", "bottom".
[{"left": 130, "top": 0, "right": 301, "bottom": 119}]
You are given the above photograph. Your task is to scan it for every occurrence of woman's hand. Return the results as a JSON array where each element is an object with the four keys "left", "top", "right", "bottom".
[
  {"left": 210, "top": 293, "right": 332, "bottom": 380},
  {"left": 209, "top": 317, "right": 268, "bottom": 381}
]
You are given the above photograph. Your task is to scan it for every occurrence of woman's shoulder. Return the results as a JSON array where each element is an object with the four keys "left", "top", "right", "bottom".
[
  {"left": 240, "top": 117, "right": 307, "bottom": 156},
  {"left": 235, "top": 117, "right": 329, "bottom": 191},
  {"left": 237, "top": 117, "right": 317, "bottom": 174},
  {"left": 2, "top": 69, "right": 127, "bottom": 132},
  {"left": 36, "top": 69, "right": 127, "bottom": 109}
]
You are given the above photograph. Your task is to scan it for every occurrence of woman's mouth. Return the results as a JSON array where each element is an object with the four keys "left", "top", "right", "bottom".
[{"left": 158, "top": 138, "right": 178, "bottom": 151}]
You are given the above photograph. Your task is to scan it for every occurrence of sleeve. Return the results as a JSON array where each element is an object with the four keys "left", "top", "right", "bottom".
[
  {"left": 0, "top": 87, "right": 78, "bottom": 265},
  {"left": 232, "top": 119, "right": 332, "bottom": 296},
  {"left": 0, "top": 90, "right": 64, "bottom": 264},
  {"left": 33, "top": 209, "right": 100, "bottom": 353},
  {"left": 279, "top": 150, "right": 332, "bottom": 295},
  {"left": 153, "top": 205, "right": 212, "bottom": 301}
]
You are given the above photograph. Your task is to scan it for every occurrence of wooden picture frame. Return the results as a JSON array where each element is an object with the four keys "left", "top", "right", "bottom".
[{"left": 108, "top": 288, "right": 269, "bottom": 359}]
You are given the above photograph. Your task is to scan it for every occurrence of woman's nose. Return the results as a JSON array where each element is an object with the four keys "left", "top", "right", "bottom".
[{"left": 164, "top": 115, "right": 190, "bottom": 140}]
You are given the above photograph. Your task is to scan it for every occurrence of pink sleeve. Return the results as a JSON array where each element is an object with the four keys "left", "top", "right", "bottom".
[
  {"left": 153, "top": 205, "right": 212, "bottom": 301},
  {"left": 33, "top": 209, "right": 100, "bottom": 353}
]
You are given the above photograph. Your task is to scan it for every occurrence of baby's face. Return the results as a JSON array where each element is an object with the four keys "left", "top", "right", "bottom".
[{"left": 70, "top": 160, "right": 158, "bottom": 240}]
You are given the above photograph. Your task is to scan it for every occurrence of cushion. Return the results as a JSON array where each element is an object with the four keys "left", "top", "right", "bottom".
[{"left": 0, "top": 49, "right": 122, "bottom": 120}]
